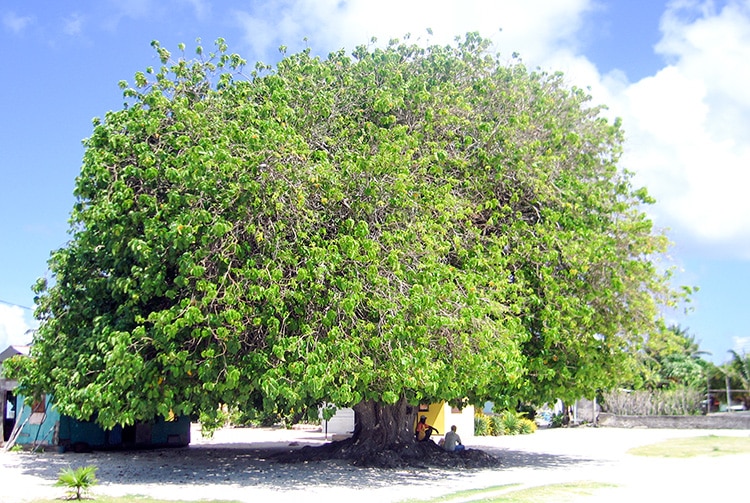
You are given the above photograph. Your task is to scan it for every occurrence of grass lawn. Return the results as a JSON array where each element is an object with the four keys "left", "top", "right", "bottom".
[
  {"left": 401, "top": 482, "right": 616, "bottom": 503},
  {"left": 628, "top": 435, "right": 750, "bottom": 458}
]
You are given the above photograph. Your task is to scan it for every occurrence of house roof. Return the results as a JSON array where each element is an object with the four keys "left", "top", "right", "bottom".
[{"left": 0, "top": 345, "right": 30, "bottom": 363}]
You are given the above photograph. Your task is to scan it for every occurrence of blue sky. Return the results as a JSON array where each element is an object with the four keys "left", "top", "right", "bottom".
[{"left": 1, "top": 0, "right": 748, "bottom": 364}]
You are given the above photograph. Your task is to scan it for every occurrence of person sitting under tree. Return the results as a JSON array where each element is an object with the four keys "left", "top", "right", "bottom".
[
  {"left": 415, "top": 415, "right": 438, "bottom": 441},
  {"left": 442, "top": 425, "right": 465, "bottom": 452}
]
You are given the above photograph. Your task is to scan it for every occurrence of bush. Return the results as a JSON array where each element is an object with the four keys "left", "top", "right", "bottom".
[
  {"left": 56, "top": 465, "right": 98, "bottom": 500},
  {"left": 474, "top": 410, "right": 538, "bottom": 436},
  {"left": 489, "top": 414, "right": 505, "bottom": 435},
  {"left": 499, "top": 410, "right": 521, "bottom": 435},
  {"left": 550, "top": 412, "right": 565, "bottom": 428},
  {"left": 519, "top": 418, "right": 537, "bottom": 434},
  {"left": 474, "top": 413, "right": 491, "bottom": 436},
  {"left": 517, "top": 403, "right": 537, "bottom": 420}
]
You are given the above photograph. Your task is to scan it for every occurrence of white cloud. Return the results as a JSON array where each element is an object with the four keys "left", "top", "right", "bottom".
[
  {"left": 108, "top": 0, "right": 153, "bottom": 19},
  {"left": 63, "top": 13, "right": 85, "bottom": 36},
  {"left": 101, "top": 0, "right": 159, "bottom": 31},
  {"left": 232, "top": 0, "right": 593, "bottom": 63},
  {"left": 0, "top": 305, "right": 33, "bottom": 350},
  {"left": 232, "top": 9, "right": 283, "bottom": 60},
  {"left": 182, "top": 0, "right": 211, "bottom": 20},
  {"left": 2, "top": 11, "right": 33, "bottom": 33},
  {"left": 733, "top": 336, "right": 750, "bottom": 355},
  {"left": 608, "top": 1, "right": 750, "bottom": 254}
]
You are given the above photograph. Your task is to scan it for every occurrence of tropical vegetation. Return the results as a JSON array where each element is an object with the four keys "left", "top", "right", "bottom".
[{"left": 55, "top": 465, "right": 98, "bottom": 500}]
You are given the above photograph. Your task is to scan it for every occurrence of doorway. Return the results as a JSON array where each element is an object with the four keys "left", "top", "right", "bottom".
[{"left": 2, "top": 390, "right": 17, "bottom": 442}]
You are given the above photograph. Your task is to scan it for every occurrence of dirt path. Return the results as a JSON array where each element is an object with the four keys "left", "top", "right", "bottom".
[{"left": 1, "top": 426, "right": 748, "bottom": 502}]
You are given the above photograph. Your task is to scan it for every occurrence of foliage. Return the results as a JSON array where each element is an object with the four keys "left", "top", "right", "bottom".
[
  {"left": 727, "top": 351, "right": 750, "bottom": 392},
  {"left": 498, "top": 410, "right": 521, "bottom": 434},
  {"left": 601, "top": 387, "right": 702, "bottom": 416},
  {"left": 19, "top": 35, "right": 678, "bottom": 434},
  {"left": 516, "top": 403, "right": 536, "bottom": 421},
  {"left": 478, "top": 410, "right": 536, "bottom": 435},
  {"left": 518, "top": 418, "right": 537, "bottom": 434},
  {"left": 496, "top": 410, "right": 536, "bottom": 435},
  {"left": 550, "top": 413, "right": 566, "bottom": 428},
  {"left": 2, "top": 354, "right": 32, "bottom": 381},
  {"left": 474, "top": 413, "right": 491, "bottom": 436},
  {"left": 489, "top": 414, "right": 506, "bottom": 436},
  {"left": 222, "top": 403, "right": 310, "bottom": 428},
  {"left": 630, "top": 325, "right": 708, "bottom": 390},
  {"left": 55, "top": 465, "right": 98, "bottom": 500}
]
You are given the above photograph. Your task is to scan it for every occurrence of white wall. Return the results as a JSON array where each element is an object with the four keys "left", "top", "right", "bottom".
[
  {"left": 320, "top": 407, "right": 354, "bottom": 436},
  {"left": 442, "top": 403, "right": 474, "bottom": 438}
]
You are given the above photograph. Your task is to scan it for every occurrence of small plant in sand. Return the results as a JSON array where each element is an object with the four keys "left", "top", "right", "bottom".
[{"left": 56, "top": 465, "right": 98, "bottom": 500}]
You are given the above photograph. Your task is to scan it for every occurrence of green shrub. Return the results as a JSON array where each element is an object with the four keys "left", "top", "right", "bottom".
[
  {"left": 489, "top": 414, "right": 505, "bottom": 435},
  {"left": 517, "top": 403, "right": 537, "bottom": 420},
  {"left": 56, "top": 465, "right": 98, "bottom": 500},
  {"left": 474, "top": 414, "right": 491, "bottom": 436},
  {"left": 519, "top": 418, "right": 537, "bottom": 434},
  {"left": 550, "top": 412, "right": 565, "bottom": 428},
  {"left": 500, "top": 410, "right": 522, "bottom": 435},
  {"left": 475, "top": 410, "right": 539, "bottom": 436}
]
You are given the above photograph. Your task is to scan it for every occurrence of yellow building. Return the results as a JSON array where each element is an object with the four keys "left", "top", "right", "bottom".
[
  {"left": 321, "top": 402, "right": 475, "bottom": 439},
  {"left": 415, "top": 402, "right": 474, "bottom": 439}
]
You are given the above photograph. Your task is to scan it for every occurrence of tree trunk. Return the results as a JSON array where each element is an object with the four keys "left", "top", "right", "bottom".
[
  {"left": 276, "top": 397, "right": 499, "bottom": 468},
  {"left": 331, "top": 397, "right": 431, "bottom": 466},
  {"left": 351, "top": 397, "right": 418, "bottom": 450}
]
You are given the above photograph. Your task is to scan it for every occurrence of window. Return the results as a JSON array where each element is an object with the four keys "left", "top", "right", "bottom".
[
  {"left": 30, "top": 396, "right": 47, "bottom": 425},
  {"left": 31, "top": 397, "right": 46, "bottom": 414}
]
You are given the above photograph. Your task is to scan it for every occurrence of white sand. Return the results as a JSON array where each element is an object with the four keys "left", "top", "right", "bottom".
[{"left": 1, "top": 426, "right": 748, "bottom": 502}]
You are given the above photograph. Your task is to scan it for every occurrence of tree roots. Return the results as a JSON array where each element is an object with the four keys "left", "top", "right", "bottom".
[{"left": 274, "top": 437, "right": 501, "bottom": 469}]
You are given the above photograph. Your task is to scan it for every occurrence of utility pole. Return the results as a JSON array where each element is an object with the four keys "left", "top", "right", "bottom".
[{"left": 726, "top": 373, "right": 732, "bottom": 411}]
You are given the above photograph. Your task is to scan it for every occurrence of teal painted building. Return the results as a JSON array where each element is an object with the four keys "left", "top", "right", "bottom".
[
  {"left": 12, "top": 395, "right": 190, "bottom": 451},
  {"left": 2, "top": 345, "right": 190, "bottom": 451}
]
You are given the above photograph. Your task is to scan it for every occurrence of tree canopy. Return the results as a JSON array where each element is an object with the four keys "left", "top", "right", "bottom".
[{"left": 17, "top": 35, "right": 677, "bottom": 433}]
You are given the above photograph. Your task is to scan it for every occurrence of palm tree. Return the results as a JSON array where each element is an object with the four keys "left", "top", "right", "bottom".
[
  {"left": 728, "top": 350, "right": 750, "bottom": 393},
  {"left": 639, "top": 325, "right": 709, "bottom": 389},
  {"left": 55, "top": 466, "right": 98, "bottom": 500}
]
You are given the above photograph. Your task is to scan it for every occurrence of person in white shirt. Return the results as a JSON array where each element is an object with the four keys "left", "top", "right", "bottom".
[{"left": 443, "top": 425, "right": 465, "bottom": 451}]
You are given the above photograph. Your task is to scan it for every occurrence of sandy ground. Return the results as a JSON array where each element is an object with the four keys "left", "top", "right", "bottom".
[{"left": 1, "top": 425, "right": 749, "bottom": 502}]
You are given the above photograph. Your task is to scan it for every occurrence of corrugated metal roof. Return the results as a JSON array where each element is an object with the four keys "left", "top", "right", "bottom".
[{"left": 0, "top": 344, "right": 30, "bottom": 363}]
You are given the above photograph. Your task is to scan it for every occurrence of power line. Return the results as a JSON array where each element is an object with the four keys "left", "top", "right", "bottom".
[{"left": 0, "top": 299, "right": 33, "bottom": 310}]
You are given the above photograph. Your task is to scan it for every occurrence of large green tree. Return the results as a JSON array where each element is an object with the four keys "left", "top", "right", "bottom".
[{"left": 18, "top": 35, "right": 678, "bottom": 461}]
